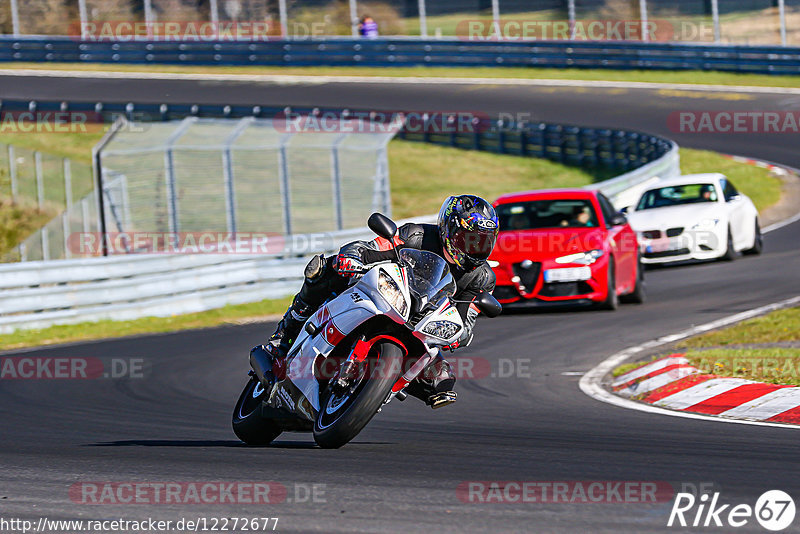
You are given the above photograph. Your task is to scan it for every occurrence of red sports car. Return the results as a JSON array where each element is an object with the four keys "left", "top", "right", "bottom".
[{"left": 489, "top": 189, "right": 645, "bottom": 309}]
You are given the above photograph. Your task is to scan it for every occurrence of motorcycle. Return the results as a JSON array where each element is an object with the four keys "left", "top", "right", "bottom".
[{"left": 232, "top": 213, "right": 502, "bottom": 448}]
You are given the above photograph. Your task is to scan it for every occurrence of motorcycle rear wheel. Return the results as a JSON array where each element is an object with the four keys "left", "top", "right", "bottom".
[{"left": 313, "top": 342, "right": 403, "bottom": 449}]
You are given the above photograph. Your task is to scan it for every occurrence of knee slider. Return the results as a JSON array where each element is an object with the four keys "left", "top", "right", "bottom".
[{"left": 304, "top": 254, "right": 325, "bottom": 282}]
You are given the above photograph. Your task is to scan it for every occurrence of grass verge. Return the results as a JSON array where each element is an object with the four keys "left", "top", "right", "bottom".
[
  {"left": 4, "top": 62, "right": 800, "bottom": 89},
  {"left": 613, "top": 307, "right": 800, "bottom": 384}
]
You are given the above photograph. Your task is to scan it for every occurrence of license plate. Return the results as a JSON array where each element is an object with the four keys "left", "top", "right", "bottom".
[{"left": 544, "top": 267, "right": 592, "bottom": 283}]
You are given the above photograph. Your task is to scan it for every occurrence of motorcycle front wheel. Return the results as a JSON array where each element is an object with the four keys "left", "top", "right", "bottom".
[
  {"left": 313, "top": 341, "right": 404, "bottom": 449},
  {"left": 232, "top": 377, "right": 282, "bottom": 446}
]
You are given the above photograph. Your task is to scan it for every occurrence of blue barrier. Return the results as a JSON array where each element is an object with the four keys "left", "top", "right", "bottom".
[
  {"left": 0, "top": 98, "right": 674, "bottom": 175},
  {"left": 0, "top": 36, "right": 799, "bottom": 74}
]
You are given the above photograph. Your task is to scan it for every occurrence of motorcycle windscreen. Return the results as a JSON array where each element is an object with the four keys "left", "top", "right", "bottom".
[{"left": 399, "top": 249, "right": 456, "bottom": 311}]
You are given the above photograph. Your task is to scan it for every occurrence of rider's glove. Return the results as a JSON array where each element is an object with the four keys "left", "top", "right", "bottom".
[{"left": 335, "top": 253, "right": 368, "bottom": 277}]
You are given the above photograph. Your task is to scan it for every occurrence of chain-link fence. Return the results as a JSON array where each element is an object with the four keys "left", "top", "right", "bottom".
[
  {"left": 0, "top": 143, "right": 95, "bottom": 262},
  {"left": 0, "top": 0, "right": 796, "bottom": 45},
  {"left": 94, "top": 116, "right": 397, "bottom": 253}
]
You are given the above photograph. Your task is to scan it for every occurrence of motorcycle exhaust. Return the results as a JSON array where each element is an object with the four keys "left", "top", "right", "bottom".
[{"left": 249, "top": 345, "right": 274, "bottom": 387}]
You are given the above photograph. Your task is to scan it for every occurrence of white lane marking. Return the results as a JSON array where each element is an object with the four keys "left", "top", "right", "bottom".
[
  {"left": 561, "top": 371, "right": 586, "bottom": 376},
  {"left": 654, "top": 378, "right": 754, "bottom": 410},
  {"left": 612, "top": 355, "right": 689, "bottom": 387},
  {"left": 616, "top": 366, "right": 699, "bottom": 397},
  {"left": 2, "top": 68, "right": 800, "bottom": 94},
  {"left": 579, "top": 294, "right": 800, "bottom": 430},
  {"left": 720, "top": 387, "right": 800, "bottom": 420},
  {"left": 764, "top": 210, "right": 800, "bottom": 234}
]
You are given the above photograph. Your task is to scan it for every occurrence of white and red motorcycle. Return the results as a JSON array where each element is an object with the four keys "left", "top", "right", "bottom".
[{"left": 232, "top": 213, "right": 502, "bottom": 449}]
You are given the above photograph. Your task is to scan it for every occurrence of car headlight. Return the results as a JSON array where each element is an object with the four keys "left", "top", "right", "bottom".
[
  {"left": 554, "top": 249, "right": 604, "bottom": 265},
  {"left": 691, "top": 218, "right": 720, "bottom": 230},
  {"left": 378, "top": 270, "right": 408, "bottom": 316},
  {"left": 422, "top": 320, "right": 462, "bottom": 340},
  {"left": 487, "top": 260, "right": 500, "bottom": 268}
]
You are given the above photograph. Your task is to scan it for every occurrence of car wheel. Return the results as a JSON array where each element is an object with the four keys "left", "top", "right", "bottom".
[
  {"left": 743, "top": 219, "right": 763, "bottom": 256},
  {"left": 621, "top": 254, "right": 646, "bottom": 304},
  {"left": 600, "top": 259, "right": 619, "bottom": 310},
  {"left": 721, "top": 226, "right": 738, "bottom": 262}
]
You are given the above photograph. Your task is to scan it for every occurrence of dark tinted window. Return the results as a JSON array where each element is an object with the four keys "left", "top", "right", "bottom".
[
  {"left": 597, "top": 194, "right": 618, "bottom": 226},
  {"left": 721, "top": 179, "right": 740, "bottom": 202},
  {"left": 636, "top": 183, "right": 718, "bottom": 210},
  {"left": 496, "top": 199, "right": 599, "bottom": 230}
]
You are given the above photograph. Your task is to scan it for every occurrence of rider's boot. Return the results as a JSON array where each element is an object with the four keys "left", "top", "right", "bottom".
[
  {"left": 406, "top": 353, "right": 457, "bottom": 409},
  {"left": 263, "top": 295, "right": 314, "bottom": 380}
]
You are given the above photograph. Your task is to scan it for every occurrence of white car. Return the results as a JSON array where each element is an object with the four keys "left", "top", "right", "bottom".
[{"left": 626, "top": 173, "right": 762, "bottom": 264}]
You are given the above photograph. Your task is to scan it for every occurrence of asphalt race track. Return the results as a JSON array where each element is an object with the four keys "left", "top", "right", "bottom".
[{"left": 1, "top": 73, "right": 799, "bottom": 533}]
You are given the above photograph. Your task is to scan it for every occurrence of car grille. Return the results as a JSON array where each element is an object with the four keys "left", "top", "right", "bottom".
[
  {"left": 642, "top": 230, "right": 661, "bottom": 239},
  {"left": 666, "top": 227, "right": 684, "bottom": 237},
  {"left": 512, "top": 261, "right": 542, "bottom": 292},
  {"left": 493, "top": 286, "right": 520, "bottom": 301},
  {"left": 539, "top": 281, "right": 594, "bottom": 297},
  {"left": 644, "top": 248, "right": 690, "bottom": 258}
]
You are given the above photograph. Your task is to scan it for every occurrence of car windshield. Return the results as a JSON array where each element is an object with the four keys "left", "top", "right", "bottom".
[
  {"left": 399, "top": 249, "right": 456, "bottom": 309},
  {"left": 636, "top": 184, "right": 717, "bottom": 210},
  {"left": 496, "top": 199, "right": 599, "bottom": 230}
]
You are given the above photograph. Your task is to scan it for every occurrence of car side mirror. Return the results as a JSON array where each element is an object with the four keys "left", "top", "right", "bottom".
[
  {"left": 610, "top": 213, "right": 627, "bottom": 226},
  {"left": 368, "top": 212, "right": 397, "bottom": 240},
  {"left": 620, "top": 206, "right": 629, "bottom": 214},
  {"left": 475, "top": 291, "right": 502, "bottom": 318}
]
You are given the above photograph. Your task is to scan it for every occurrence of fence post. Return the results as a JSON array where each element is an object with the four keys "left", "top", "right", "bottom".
[
  {"left": 567, "top": 0, "right": 576, "bottom": 40},
  {"left": 63, "top": 212, "right": 72, "bottom": 259},
  {"left": 8, "top": 145, "right": 17, "bottom": 201},
  {"left": 418, "top": 0, "right": 428, "bottom": 37},
  {"left": 92, "top": 116, "right": 128, "bottom": 256},
  {"left": 209, "top": 0, "right": 219, "bottom": 25},
  {"left": 639, "top": 0, "right": 649, "bottom": 42},
  {"left": 144, "top": 0, "right": 154, "bottom": 38},
  {"left": 35, "top": 151, "right": 44, "bottom": 209},
  {"left": 10, "top": 0, "right": 20, "bottom": 36},
  {"left": 221, "top": 117, "right": 253, "bottom": 234},
  {"left": 78, "top": 0, "right": 89, "bottom": 39},
  {"left": 349, "top": 0, "right": 359, "bottom": 37},
  {"left": 330, "top": 133, "right": 347, "bottom": 231},
  {"left": 64, "top": 158, "right": 73, "bottom": 213},
  {"left": 778, "top": 0, "right": 787, "bottom": 46},
  {"left": 278, "top": 135, "right": 293, "bottom": 235},
  {"left": 711, "top": 0, "right": 721, "bottom": 42},
  {"left": 278, "top": 0, "right": 288, "bottom": 37}
]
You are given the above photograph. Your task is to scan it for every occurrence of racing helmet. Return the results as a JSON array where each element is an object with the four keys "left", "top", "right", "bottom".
[{"left": 437, "top": 195, "right": 499, "bottom": 271}]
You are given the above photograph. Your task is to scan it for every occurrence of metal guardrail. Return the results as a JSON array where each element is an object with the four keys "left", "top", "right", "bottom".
[{"left": 1, "top": 37, "right": 799, "bottom": 74}]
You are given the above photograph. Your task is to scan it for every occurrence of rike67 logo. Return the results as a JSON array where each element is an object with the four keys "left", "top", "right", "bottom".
[{"left": 668, "top": 490, "right": 795, "bottom": 531}]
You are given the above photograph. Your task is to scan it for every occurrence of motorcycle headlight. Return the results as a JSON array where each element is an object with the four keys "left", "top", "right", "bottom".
[
  {"left": 378, "top": 270, "right": 408, "bottom": 316},
  {"left": 691, "top": 218, "right": 720, "bottom": 230},
  {"left": 555, "top": 249, "right": 604, "bottom": 265},
  {"left": 487, "top": 260, "right": 500, "bottom": 268},
  {"left": 422, "top": 320, "right": 462, "bottom": 340}
]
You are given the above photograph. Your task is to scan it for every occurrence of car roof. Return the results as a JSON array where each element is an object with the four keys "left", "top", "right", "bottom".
[
  {"left": 494, "top": 188, "right": 597, "bottom": 204},
  {"left": 646, "top": 173, "right": 726, "bottom": 189}
]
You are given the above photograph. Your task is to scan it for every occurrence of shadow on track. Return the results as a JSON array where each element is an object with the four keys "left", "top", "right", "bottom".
[{"left": 89, "top": 439, "right": 393, "bottom": 448}]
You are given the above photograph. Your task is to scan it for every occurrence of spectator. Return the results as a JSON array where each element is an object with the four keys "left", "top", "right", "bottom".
[{"left": 359, "top": 15, "right": 379, "bottom": 38}]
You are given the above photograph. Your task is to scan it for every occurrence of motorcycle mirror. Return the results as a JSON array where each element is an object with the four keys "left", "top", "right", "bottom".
[
  {"left": 368, "top": 212, "right": 397, "bottom": 240},
  {"left": 474, "top": 291, "right": 502, "bottom": 318}
]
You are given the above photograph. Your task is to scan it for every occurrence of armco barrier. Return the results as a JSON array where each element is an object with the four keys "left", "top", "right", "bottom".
[{"left": 1, "top": 37, "right": 800, "bottom": 74}]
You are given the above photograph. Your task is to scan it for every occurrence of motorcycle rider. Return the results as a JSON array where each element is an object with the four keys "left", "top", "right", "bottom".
[{"left": 257, "top": 194, "right": 499, "bottom": 409}]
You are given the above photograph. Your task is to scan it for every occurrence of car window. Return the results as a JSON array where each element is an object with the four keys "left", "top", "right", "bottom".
[
  {"left": 597, "top": 194, "right": 619, "bottom": 226},
  {"left": 721, "top": 179, "right": 740, "bottom": 202},
  {"left": 496, "top": 199, "right": 599, "bottom": 230},
  {"left": 636, "top": 183, "right": 718, "bottom": 210}
]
